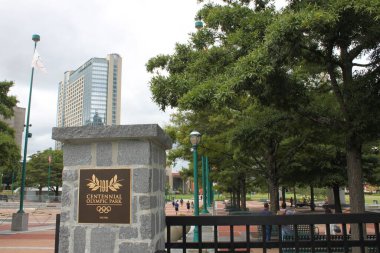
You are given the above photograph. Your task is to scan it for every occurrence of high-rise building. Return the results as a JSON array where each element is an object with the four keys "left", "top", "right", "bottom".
[
  {"left": 57, "top": 54, "right": 122, "bottom": 127},
  {"left": 56, "top": 54, "right": 122, "bottom": 148},
  {"left": 0, "top": 106, "right": 26, "bottom": 150}
]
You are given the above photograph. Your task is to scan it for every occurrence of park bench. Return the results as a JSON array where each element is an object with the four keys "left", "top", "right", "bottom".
[
  {"left": 257, "top": 224, "right": 319, "bottom": 240},
  {"left": 282, "top": 234, "right": 377, "bottom": 253},
  {"left": 0, "top": 195, "right": 8, "bottom": 202},
  {"left": 296, "top": 202, "right": 311, "bottom": 208}
]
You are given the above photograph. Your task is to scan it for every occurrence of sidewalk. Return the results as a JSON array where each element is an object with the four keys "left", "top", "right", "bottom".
[
  {"left": 0, "top": 199, "right": 361, "bottom": 253},
  {"left": 0, "top": 202, "right": 60, "bottom": 253}
]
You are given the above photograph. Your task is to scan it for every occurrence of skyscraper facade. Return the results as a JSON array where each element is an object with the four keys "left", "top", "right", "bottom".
[
  {"left": 57, "top": 54, "right": 121, "bottom": 127},
  {"left": 0, "top": 106, "right": 26, "bottom": 150},
  {"left": 56, "top": 54, "right": 122, "bottom": 148}
]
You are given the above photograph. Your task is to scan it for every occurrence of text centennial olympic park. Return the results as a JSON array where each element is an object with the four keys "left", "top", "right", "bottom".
[{"left": 86, "top": 194, "right": 122, "bottom": 204}]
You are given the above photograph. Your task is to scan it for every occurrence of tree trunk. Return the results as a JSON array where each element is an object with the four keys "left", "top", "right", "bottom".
[
  {"left": 236, "top": 185, "right": 241, "bottom": 210},
  {"left": 310, "top": 185, "right": 315, "bottom": 211},
  {"left": 293, "top": 187, "right": 297, "bottom": 206},
  {"left": 268, "top": 176, "right": 279, "bottom": 212},
  {"left": 241, "top": 177, "right": 247, "bottom": 210},
  {"left": 38, "top": 186, "right": 43, "bottom": 202},
  {"left": 266, "top": 139, "right": 280, "bottom": 212},
  {"left": 339, "top": 48, "right": 365, "bottom": 214},
  {"left": 346, "top": 134, "right": 365, "bottom": 213},
  {"left": 54, "top": 186, "right": 59, "bottom": 201},
  {"left": 346, "top": 133, "right": 366, "bottom": 248},
  {"left": 332, "top": 184, "right": 342, "bottom": 213},
  {"left": 281, "top": 187, "right": 286, "bottom": 207}
]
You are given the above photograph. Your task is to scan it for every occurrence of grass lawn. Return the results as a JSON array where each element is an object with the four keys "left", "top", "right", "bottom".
[{"left": 345, "top": 194, "right": 380, "bottom": 205}]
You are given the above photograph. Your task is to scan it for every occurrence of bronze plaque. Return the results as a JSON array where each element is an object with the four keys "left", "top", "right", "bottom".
[{"left": 78, "top": 168, "right": 131, "bottom": 224}]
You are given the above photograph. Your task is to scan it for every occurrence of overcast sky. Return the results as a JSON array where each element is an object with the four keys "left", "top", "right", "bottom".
[
  {"left": 0, "top": 0, "right": 206, "bottom": 156},
  {"left": 0, "top": 0, "right": 286, "bottom": 160}
]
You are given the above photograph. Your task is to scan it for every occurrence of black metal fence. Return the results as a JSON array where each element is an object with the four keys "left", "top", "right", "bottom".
[
  {"left": 54, "top": 213, "right": 380, "bottom": 253},
  {"left": 55, "top": 214, "right": 60, "bottom": 253},
  {"left": 165, "top": 213, "right": 380, "bottom": 253}
]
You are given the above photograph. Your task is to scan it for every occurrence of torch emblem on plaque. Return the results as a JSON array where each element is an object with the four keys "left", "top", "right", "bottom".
[
  {"left": 86, "top": 174, "right": 123, "bottom": 192},
  {"left": 86, "top": 174, "right": 124, "bottom": 214}
]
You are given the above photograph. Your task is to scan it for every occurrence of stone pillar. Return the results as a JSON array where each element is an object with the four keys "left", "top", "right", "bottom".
[{"left": 52, "top": 125, "right": 172, "bottom": 253}]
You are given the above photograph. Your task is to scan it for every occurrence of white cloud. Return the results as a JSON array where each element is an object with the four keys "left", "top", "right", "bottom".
[
  {"left": 0, "top": 0, "right": 287, "bottom": 157},
  {"left": 0, "top": 0, "right": 201, "bottom": 156}
]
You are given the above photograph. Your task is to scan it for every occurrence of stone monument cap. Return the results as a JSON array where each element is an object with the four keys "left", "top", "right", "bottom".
[{"left": 52, "top": 124, "right": 172, "bottom": 149}]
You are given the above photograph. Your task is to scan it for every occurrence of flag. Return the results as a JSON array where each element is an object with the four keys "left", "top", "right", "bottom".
[{"left": 31, "top": 50, "right": 47, "bottom": 72}]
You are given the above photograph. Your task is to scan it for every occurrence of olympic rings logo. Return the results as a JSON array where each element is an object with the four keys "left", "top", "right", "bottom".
[{"left": 96, "top": 206, "right": 112, "bottom": 214}]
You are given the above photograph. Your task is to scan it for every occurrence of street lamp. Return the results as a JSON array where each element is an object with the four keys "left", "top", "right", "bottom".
[
  {"left": 11, "top": 34, "right": 40, "bottom": 231},
  {"left": 11, "top": 170, "right": 15, "bottom": 194},
  {"left": 201, "top": 156, "right": 209, "bottom": 214},
  {"left": 19, "top": 34, "right": 40, "bottom": 213},
  {"left": 206, "top": 156, "right": 211, "bottom": 208},
  {"left": 47, "top": 155, "right": 52, "bottom": 201},
  {"left": 195, "top": 20, "right": 204, "bottom": 30},
  {"left": 190, "top": 130, "right": 201, "bottom": 242}
]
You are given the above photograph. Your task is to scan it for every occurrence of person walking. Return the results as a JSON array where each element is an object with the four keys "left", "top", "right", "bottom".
[
  {"left": 290, "top": 197, "right": 293, "bottom": 207},
  {"left": 174, "top": 201, "right": 179, "bottom": 215},
  {"left": 186, "top": 201, "right": 191, "bottom": 213},
  {"left": 260, "top": 202, "right": 272, "bottom": 241}
]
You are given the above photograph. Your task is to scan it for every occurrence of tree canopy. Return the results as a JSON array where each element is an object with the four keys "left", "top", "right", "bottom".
[
  {"left": 26, "top": 149, "right": 63, "bottom": 197},
  {"left": 0, "top": 80, "right": 20, "bottom": 187},
  {"left": 147, "top": 0, "right": 380, "bottom": 213}
]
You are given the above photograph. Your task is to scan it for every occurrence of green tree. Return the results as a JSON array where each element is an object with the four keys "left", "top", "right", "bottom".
[
  {"left": 0, "top": 80, "right": 20, "bottom": 190},
  {"left": 231, "top": 104, "right": 308, "bottom": 211},
  {"left": 26, "top": 149, "right": 63, "bottom": 200},
  {"left": 147, "top": 1, "right": 282, "bottom": 210},
  {"left": 259, "top": 0, "right": 380, "bottom": 213}
]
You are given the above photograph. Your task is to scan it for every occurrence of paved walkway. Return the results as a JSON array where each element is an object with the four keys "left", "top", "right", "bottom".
[
  {"left": 0, "top": 199, "right": 375, "bottom": 253},
  {"left": 0, "top": 203, "right": 59, "bottom": 253}
]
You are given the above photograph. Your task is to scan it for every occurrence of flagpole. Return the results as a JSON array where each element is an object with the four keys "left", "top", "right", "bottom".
[
  {"left": 11, "top": 34, "right": 41, "bottom": 231},
  {"left": 18, "top": 34, "right": 40, "bottom": 213}
]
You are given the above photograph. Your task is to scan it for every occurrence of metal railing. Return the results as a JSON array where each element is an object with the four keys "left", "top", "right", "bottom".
[
  {"left": 55, "top": 214, "right": 60, "bottom": 253},
  {"left": 54, "top": 213, "right": 380, "bottom": 253},
  {"left": 165, "top": 213, "right": 380, "bottom": 253}
]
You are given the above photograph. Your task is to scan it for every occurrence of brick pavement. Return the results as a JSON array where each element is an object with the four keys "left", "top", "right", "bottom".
[
  {"left": 0, "top": 203, "right": 59, "bottom": 253},
  {"left": 1, "top": 199, "right": 374, "bottom": 253}
]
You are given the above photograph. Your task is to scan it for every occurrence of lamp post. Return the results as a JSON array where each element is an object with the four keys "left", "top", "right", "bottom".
[
  {"left": 11, "top": 170, "right": 15, "bottom": 194},
  {"left": 47, "top": 155, "right": 51, "bottom": 201},
  {"left": 190, "top": 130, "right": 201, "bottom": 242},
  {"left": 11, "top": 34, "right": 40, "bottom": 231},
  {"left": 206, "top": 156, "right": 211, "bottom": 208},
  {"left": 18, "top": 34, "right": 40, "bottom": 213},
  {"left": 201, "top": 156, "right": 208, "bottom": 214}
]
